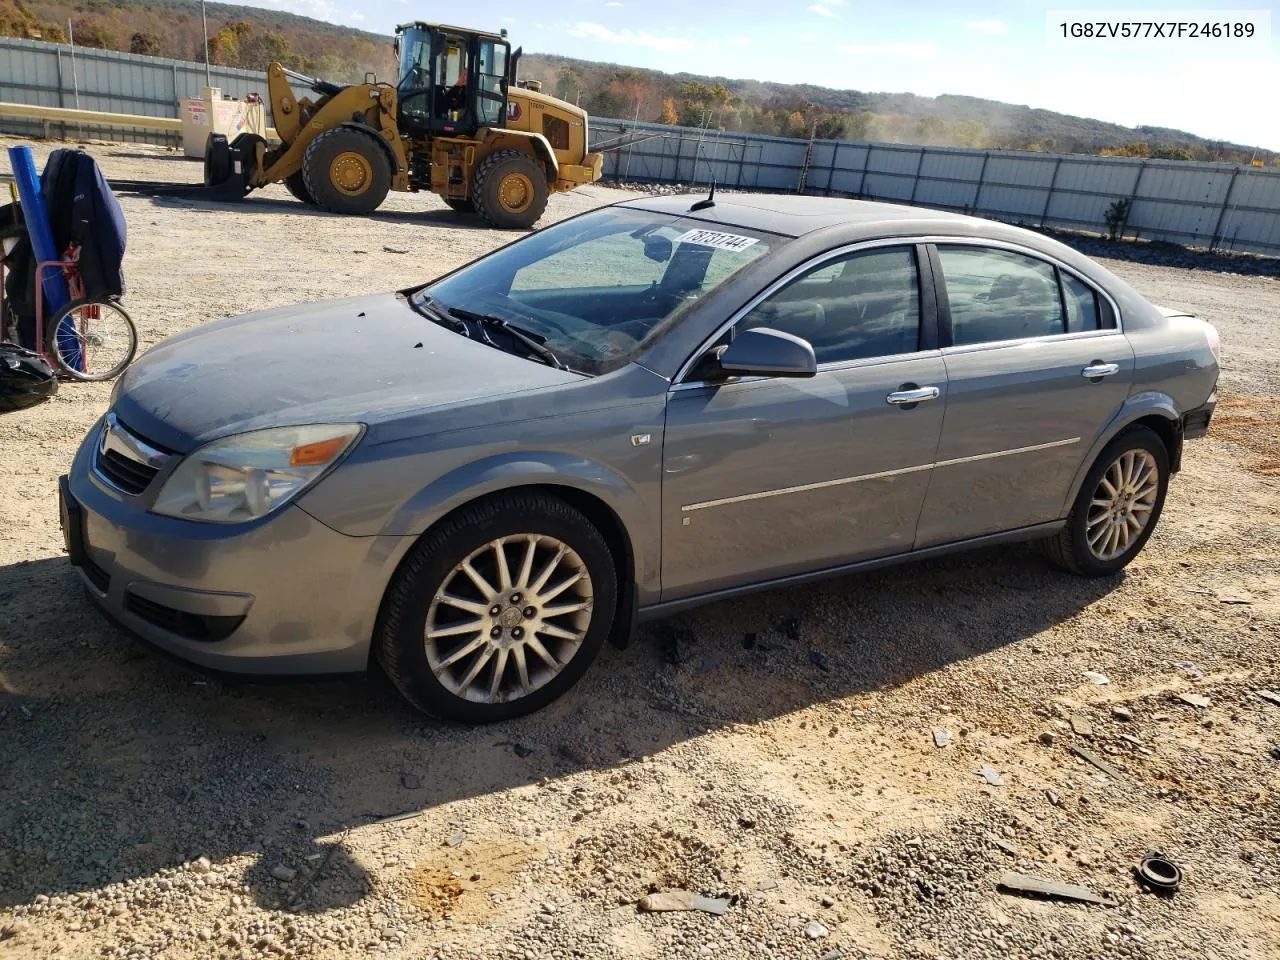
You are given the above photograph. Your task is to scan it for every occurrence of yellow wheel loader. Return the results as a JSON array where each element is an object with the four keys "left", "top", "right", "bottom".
[{"left": 203, "top": 22, "right": 603, "bottom": 229}]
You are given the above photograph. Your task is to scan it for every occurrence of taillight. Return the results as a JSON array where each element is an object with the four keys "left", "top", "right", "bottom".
[{"left": 1204, "top": 322, "right": 1221, "bottom": 363}]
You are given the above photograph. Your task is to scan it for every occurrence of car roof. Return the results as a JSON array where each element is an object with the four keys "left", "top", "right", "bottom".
[{"left": 619, "top": 193, "right": 990, "bottom": 239}]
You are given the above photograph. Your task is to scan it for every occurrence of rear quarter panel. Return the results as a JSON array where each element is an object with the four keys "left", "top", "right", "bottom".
[{"left": 1059, "top": 302, "right": 1218, "bottom": 513}]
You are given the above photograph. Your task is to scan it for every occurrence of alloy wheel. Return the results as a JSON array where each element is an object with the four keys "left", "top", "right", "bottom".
[
  {"left": 424, "top": 535, "right": 594, "bottom": 703},
  {"left": 1086, "top": 449, "right": 1159, "bottom": 561}
]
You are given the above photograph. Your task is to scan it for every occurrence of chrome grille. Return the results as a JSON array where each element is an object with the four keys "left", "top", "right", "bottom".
[{"left": 92, "top": 413, "right": 171, "bottom": 496}]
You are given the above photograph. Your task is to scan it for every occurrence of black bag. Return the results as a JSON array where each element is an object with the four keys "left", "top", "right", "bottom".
[
  {"left": 0, "top": 343, "right": 58, "bottom": 412},
  {"left": 0, "top": 202, "right": 36, "bottom": 347}
]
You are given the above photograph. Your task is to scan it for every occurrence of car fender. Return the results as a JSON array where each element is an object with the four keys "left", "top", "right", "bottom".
[
  {"left": 381, "top": 450, "right": 658, "bottom": 597},
  {"left": 1060, "top": 390, "right": 1181, "bottom": 515}
]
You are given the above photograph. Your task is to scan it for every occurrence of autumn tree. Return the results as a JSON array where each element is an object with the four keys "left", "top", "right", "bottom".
[
  {"left": 129, "top": 31, "right": 161, "bottom": 55},
  {"left": 611, "top": 68, "right": 654, "bottom": 118},
  {"left": 554, "top": 66, "right": 584, "bottom": 104},
  {"left": 70, "top": 16, "right": 113, "bottom": 48},
  {"left": 813, "top": 114, "right": 848, "bottom": 139},
  {"left": 1100, "top": 142, "right": 1151, "bottom": 158},
  {"left": 659, "top": 97, "right": 679, "bottom": 125}
]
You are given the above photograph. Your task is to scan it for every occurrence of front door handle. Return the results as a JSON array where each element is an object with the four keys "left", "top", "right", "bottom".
[
  {"left": 1081, "top": 362, "right": 1120, "bottom": 379},
  {"left": 886, "top": 386, "right": 941, "bottom": 406}
]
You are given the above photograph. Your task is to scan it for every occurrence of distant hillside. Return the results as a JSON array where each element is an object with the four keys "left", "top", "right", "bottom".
[
  {"left": 2, "top": 0, "right": 1273, "bottom": 164},
  {"left": 4, "top": 0, "right": 395, "bottom": 78},
  {"left": 518, "top": 53, "right": 1275, "bottom": 164}
]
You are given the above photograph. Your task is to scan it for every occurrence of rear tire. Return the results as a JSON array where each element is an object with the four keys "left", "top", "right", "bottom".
[
  {"left": 284, "top": 170, "right": 314, "bottom": 205},
  {"left": 375, "top": 492, "right": 617, "bottom": 722},
  {"left": 472, "top": 149, "right": 548, "bottom": 229},
  {"left": 1042, "top": 425, "right": 1169, "bottom": 577},
  {"left": 302, "top": 127, "right": 391, "bottom": 215}
]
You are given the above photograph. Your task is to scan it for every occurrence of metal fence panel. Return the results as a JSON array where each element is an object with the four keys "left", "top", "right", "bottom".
[{"left": 3, "top": 36, "right": 1278, "bottom": 254}]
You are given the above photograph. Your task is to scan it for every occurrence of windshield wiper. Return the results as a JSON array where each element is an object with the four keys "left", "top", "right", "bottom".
[
  {"left": 410, "top": 295, "right": 471, "bottom": 337},
  {"left": 446, "top": 307, "right": 571, "bottom": 372}
]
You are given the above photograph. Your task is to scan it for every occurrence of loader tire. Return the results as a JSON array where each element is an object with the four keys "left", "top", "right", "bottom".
[
  {"left": 302, "top": 127, "right": 391, "bottom": 215},
  {"left": 203, "top": 134, "right": 232, "bottom": 188},
  {"left": 443, "top": 197, "right": 475, "bottom": 214},
  {"left": 284, "top": 171, "right": 315, "bottom": 205},
  {"left": 472, "top": 149, "right": 548, "bottom": 229}
]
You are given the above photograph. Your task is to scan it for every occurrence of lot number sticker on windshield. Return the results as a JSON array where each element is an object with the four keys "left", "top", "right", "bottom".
[{"left": 674, "top": 229, "right": 760, "bottom": 252}]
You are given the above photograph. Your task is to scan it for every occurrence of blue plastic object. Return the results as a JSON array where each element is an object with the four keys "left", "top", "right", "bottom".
[{"left": 7, "top": 145, "right": 80, "bottom": 368}]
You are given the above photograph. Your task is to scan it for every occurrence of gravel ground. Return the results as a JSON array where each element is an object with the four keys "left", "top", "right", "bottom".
[{"left": 2, "top": 141, "right": 1278, "bottom": 960}]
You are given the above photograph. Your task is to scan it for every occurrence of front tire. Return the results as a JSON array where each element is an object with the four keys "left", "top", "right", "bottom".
[
  {"left": 1043, "top": 425, "right": 1169, "bottom": 576},
  {"left": 472, "top": 149, "right": 549, "bottom": 229},
  {"left": 302, "top": 127, "right": 391, "bottom": 215},
  {"left": 376, "top": 492, "right": 618, "bottom": 722}
]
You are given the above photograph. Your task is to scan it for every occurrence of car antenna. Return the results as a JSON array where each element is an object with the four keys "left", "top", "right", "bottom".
[{"left": 690, "top": 179, "right": 716, "bottom": 211}]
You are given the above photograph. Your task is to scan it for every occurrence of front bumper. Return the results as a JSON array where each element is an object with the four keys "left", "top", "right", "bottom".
[{"left": 64, "top": 418, "right": 412, "bottom": 675}]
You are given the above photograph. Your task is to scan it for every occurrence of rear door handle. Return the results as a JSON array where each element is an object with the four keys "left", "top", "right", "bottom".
[
  {"left": 886, "top": 386, "right": 941, "bottom": 406},
  {"left": 1081, "top": 362, "right": 1120, "bottom": 379}
]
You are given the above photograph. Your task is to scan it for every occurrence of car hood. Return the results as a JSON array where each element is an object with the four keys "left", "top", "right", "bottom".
[{"left": 112, "top": 293, "right": 582, "bottom": 452}]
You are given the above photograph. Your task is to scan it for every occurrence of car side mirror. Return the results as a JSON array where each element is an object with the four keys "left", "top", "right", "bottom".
[
  {"left": 693, "top": 327, "right": 817, "bottom": 381},
  {"left": 643, "top": 234, "right": 672, "bottom": 263}
]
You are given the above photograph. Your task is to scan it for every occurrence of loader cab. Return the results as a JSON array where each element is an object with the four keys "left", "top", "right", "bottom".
[{"left": 395, "top": 22, "right": 510, "bottom": 138}]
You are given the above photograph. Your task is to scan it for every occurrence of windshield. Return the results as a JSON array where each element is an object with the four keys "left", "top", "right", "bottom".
[{"left": 416, "top": 208, "right": 774, "bottom": 374}]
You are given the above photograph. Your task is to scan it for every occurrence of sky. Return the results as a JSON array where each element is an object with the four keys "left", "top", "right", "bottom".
[{"left": 250, "top": 0, "right": 1279, "bottom": 148}]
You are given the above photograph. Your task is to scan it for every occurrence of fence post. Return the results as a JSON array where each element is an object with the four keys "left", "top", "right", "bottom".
[
  {"left": 856, "top": 143, "right": 872, "bottom": 198},
  {"left": 673, "top": 129, "right": 688, "bottom": 185},
  {"left": 908, "top": 146, "right": 926, "bottom": 203},
  {"left": 1123, "top": 160, "right": 1148, "bottom": 240},
  {"left": 825, "top": 142, "right": 840, "bottom": 196},
  {"left": 171, "top": 64, "right": 181, "bottom": 148},
  {"left": 1039, "top": 157, "right": 1063, "bottom": 228},
  {"left": 972, "top": 151, "right": 990, "bottom": 214},
  {"left": 735, "top": 136, "right": 747, "bottom": 187},
  {"left": 55, "top": 46, "right": 66, "bottom": 138},
  {"left": 1209, "top": 166, "right": 1242, "bottom": 252}
]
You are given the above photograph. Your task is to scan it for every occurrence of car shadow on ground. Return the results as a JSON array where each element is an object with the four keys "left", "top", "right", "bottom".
[{"left": 0, "top": 543, "right": 1119, "bottom": 914}]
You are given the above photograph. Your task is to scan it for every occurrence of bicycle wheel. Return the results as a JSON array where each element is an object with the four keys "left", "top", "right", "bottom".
[{"left": 44, "top": 297, "right": 138, "bottom": 381}]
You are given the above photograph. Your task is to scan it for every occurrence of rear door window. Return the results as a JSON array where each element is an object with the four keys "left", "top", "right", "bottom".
[
  {"left": 1061, "top": 272, "right": 1101, "bottom": 333},
  {"left": 937, "top": 246, "right": 1064, "bottom": 346}
]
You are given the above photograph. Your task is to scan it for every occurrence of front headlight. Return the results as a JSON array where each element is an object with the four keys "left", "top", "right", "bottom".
[{"left": 151, "top": 424, "right": 363, "bottom": 523}]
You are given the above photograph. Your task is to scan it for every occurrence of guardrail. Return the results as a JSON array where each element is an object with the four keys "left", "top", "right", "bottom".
[
  {"left": 0, "top": 102, "right": 182, "bottom": 136},
  {"left": 0, "top": 101, "right": 280, "bottom": 144}
]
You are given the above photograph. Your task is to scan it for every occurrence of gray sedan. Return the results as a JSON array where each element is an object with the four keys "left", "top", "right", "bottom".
[{"left": 61, "top": 194, "right": 1219, "bottom": 721}]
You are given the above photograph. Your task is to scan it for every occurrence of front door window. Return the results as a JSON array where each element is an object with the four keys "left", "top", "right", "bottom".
[{"left": 476, "top": 41, "right": 508, "bottom": 128}]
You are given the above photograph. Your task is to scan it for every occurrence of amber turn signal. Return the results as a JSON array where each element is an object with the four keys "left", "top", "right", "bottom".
[{"left": 290, "top": 435, "right": 350, "bottom": 467}]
